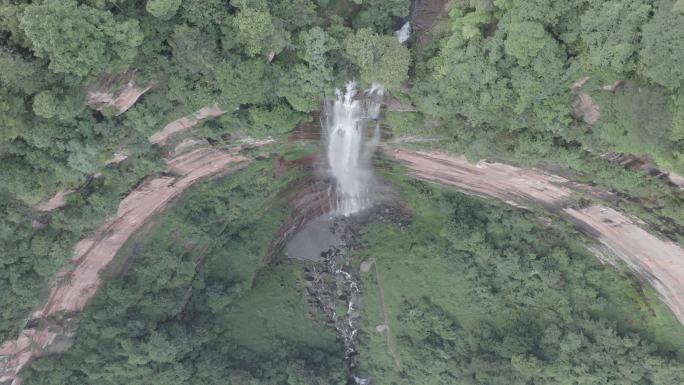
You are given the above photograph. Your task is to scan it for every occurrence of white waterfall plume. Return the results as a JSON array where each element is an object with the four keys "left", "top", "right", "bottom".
[{"left": 324, "top": 81, "right": 384, "bottom": 216}]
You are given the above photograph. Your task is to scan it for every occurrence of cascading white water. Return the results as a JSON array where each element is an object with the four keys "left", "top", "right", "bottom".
[{"left": 325, "top": 81, "right": 383, "bottom": 216}]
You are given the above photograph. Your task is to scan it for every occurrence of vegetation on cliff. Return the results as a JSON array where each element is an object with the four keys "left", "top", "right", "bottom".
[
  {"left": 3, "top": 0, "right": 684, "bottom": 384},
  {"left": 356, "top": 172, "right": 684, "bottom": 384}
]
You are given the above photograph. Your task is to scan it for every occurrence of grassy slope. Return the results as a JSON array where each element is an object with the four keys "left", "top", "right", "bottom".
[
  {"left": 20, "top": 153, "right": 346, "bottom": 384},
  {"left": 221, "top": 260, "right": 339, "bottom": 355},
  {"left": 354, "top": 168, "right": 684, "bottom": 384}
]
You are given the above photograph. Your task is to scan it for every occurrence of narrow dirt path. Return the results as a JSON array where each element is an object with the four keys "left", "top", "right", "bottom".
[
  {"left": 385, "top": 146, "right": 684, "bottom": 326},
  {"left": 373, "top": 264, "right": 401, "bottom": 370}
]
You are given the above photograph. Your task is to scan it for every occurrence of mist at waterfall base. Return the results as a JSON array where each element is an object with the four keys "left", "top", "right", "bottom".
[
  {"left": 285, "top": 81, "right": 385, "bottom": 262},
  {"left": 283, "top": 82, "right": 385, "bottom": 385},
  {"left": 325, "top": 81, "right": 384, "bottom": 217}
]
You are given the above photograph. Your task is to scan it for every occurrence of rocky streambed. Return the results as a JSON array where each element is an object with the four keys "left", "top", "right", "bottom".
[{"left": 278, "top": 200, "right": 411, "bottom": 384}]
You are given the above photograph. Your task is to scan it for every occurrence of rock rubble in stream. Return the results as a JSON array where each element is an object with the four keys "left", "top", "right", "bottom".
[
  {"left": 298, "top": 206, "right": 411, "bottom": 385},
  {"left": 305, "top": 246, "right": 367, "bottom": 385}
]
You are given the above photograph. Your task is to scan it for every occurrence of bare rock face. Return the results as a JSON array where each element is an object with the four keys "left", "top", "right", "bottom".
[
  {"left": 602, "top": 80, "right": 627, "bottom": 92},
  {"left": 149, "top": 104, "right": 225, "bottom": 145},
  {"left": 599, "top": 151, "right": 684, "bottom": 190},
  {"left": 386, "top": 97, "right": 417, "bottom": 112},
  {"left": 571, "top": 76, "right": 590, "bottom": 90},
  {"left": 570, "top": 76, "right": 600, "bottom": 126},
  {"left": 571, "top": 92, "right": 600, "bottom": 126},
  {"left": 85, "top": 70, "right": 152, "bottom": 116},
  {"left": 34, "top": 190, "right": 73, "bottom": 212},
  {"left": 387, "top": 146, "right": 684, "bottom": 326},
  {"left": 0, "top": 143, "right": 270, "bottom": 384},
  {"left": 104, "top": 151, "right": 130, "bottom": 166},
  {"left": 669, "top": 172, "right": 684, "bottom": 190},
  {"left": 570, "top": 76, "right": 601, "bottom": 126}
]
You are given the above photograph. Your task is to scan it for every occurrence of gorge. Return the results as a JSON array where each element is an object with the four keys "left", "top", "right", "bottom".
[{"left": 4, "top": 1, "right": 684, "bottom": 384}]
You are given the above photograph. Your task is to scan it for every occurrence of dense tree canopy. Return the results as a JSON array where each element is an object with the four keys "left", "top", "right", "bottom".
[
  {"left": 146, "top": 0, "right": 182, "bottom": 20},
  {"left": 344, "top": 28, "right": 410, "bottom": 89},
  {"left": 21, "top": 0, "right": 143, "bottom": 77},
  {"left": 413, "top": 0, "right": 684, "bottom": 172},
  {"left": 3, "top": 0, "right": 684, "bottom": 384}
]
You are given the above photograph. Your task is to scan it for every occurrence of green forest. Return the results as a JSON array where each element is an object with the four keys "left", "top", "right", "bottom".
[
  {"left": 3, "top": 0, "right": 684, "bottom": 384},
  {"left": 355, "top": 173, "right": 684, "bottom": 384},
  {"left": 15, "top": 165, "right": 684, "bottom": 384}
]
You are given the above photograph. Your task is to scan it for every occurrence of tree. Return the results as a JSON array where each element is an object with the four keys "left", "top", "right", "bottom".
[
  {"left": 640, "top": 8, "right": 684, "bottom": 90},
  {"left": 20, "top": 0, "right": 144, "bottom": 77},
  {"left": 343, "top": 28, "right": 410, "bottom": 89},
  {"left": 233, "top": 8, "right": 289, "bottom": 57},
  {"left": 0, "top": 3, "right": 31, "bottom": 47},
  {"left": 0, "top": 48, "right": 43, "bottom": 95},
  {"left": 180, "top": 0, "right": 227, "bottom": 28},
  {"left": 502, "top": 20, "right": 550, "bottom": 67},
  {"left": 580, "top": 0, "right": 651, "bottom": 74},
  {"left": 352, "top": 0, "right": 410, "bottom": 31},
  {"left": 215, "top": 58, "right": 271, "bottom": 106},
  {"left": 276, "top": 27, "right": 336, "bottom": 111},
  {"left": 270, "top": 0, "right": 318, "bottom": 30},
  {"left": 0, "top": 90, "right": 31, "bottom": 141},
  {"left": 248, "top": 103, "right": 303, "bottom": 134},
  {"left": 170, "top": 25, "right": 219, "bottom": 75},
  {"left": 32, "top": 91, "right": 59, "bottom": 119},
  {"left": 32, "top": 89, "right": 84, "bottom": 121},
  {"left": 146, "top": 0, "right": 182, "bottom": 20},
  {"left": 676, "top": 0, "right": 684, "bottom": 14}
]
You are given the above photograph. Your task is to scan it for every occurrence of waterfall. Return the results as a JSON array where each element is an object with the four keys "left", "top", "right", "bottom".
[
  {"left": 325, "top": 81, "right": 383, "bottom": 216},
  {"left": 395, "top": 22, "right": 411, "bottom": 44}
]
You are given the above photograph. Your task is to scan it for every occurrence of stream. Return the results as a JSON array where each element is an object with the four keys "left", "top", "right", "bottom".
[{"left": 286, "top": 81, "right": 388, "bottom": 384}]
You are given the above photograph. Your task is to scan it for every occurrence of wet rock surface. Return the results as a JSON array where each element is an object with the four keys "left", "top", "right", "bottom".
[
  {"left": 294, "top": 204, "right": 410, "bottom": 384},
  {"left": 305, "top": 245, "right": 365, "bottom": 384}
]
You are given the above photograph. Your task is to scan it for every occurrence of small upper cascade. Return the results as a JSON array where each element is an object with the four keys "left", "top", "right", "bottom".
[
  {"left": 325, "top": 81, "right": 384, "bottom": 216},
  {"left": 395, "top": 22, "right": 411, "bottom": 44}
]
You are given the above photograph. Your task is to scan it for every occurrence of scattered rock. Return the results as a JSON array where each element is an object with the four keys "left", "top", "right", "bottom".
[
  {"left": 602, "top": 80, "right": 627, "bottom": 92},
  {"left": 571, "top": 92, "right": 600, "bottom": 126},
  {"left": 35, "top": 190, "right": 73, "bottom": 212},
  {"left": 85, "top": 70, "right": 152, "bottom": 116},
  {"left": 360, "top": 260, "right": 373, "bottom": 273},
  {"left": 570, "top": 76, "right": 600, "bottom": 126},
  {"left": 386, "top": 98, "right": 417, "bottom": 112},
  {"left": 571, "top": 76, "right": 590, "bottom": 91},
  {"left": 304, "top": 245, "right": 365, "bottom": 383},
  {"left": 668, "top": 172, "right": 684, "bottom": 190},
  {"left": 105, "top": 151, "right": 130, "bottom": 166},
  {"left": 375, "top": 324, "right": 388, "bottom": 333}
]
